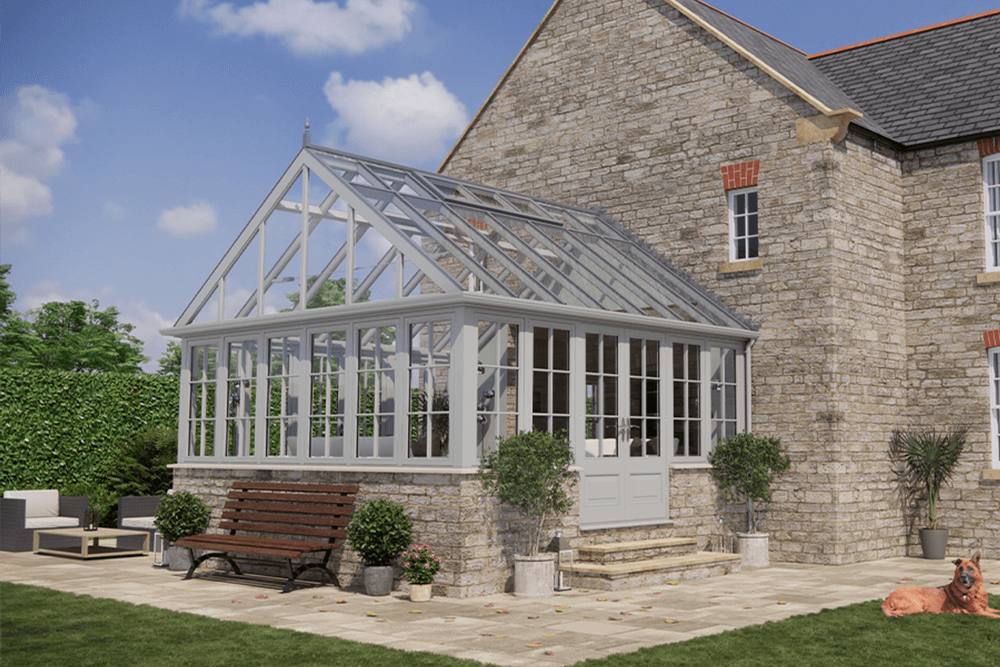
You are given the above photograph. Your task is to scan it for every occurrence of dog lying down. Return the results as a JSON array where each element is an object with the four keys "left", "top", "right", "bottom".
[{"left": 881, "top": 551, "right": 1000, "bottom": 618}]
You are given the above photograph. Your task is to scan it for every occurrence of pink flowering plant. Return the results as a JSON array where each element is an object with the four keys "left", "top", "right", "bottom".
[{"left": 401, "top": 544, "right": 443, "bottom": 585}]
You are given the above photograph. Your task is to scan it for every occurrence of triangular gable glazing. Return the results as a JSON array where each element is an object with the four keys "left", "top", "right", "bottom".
[{"left": 176, "top": 144, "right": 753, "bottom": 332}]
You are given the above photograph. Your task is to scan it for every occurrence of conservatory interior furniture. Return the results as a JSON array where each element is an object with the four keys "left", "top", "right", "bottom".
[
  {"left": 32, "top": 526, "right": 150, "bottom": 559},
  {"left": 1, "top": 489, "right": 88, "bottom": 552}
]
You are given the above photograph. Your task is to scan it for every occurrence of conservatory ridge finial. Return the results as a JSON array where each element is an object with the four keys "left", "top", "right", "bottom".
[{"left": 303, "top": 118, "right": 311, "bottom": 147}]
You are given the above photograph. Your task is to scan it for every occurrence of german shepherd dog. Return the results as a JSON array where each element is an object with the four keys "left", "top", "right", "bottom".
[{"left": 881, "top": 551, "right": 1000, "bottom": 618}]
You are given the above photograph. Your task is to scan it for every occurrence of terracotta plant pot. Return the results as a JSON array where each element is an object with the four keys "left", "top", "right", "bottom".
[
  {"left": 409, "top": 583, "right": 432, "bottom": 602},
  {"left": 513, "top": 553, "right": 555, "bottom": 598}
]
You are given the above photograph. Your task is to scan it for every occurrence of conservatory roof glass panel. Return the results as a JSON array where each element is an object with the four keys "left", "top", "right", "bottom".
[{"left": 173, "top": 143, "right": 754, "bottom": 332}]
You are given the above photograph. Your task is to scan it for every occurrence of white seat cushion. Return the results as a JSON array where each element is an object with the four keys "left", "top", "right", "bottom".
[
  {"left": 4, "top": 490, "right": 59, "bottom": 518},
  {"left": 122, "top": 516, "right": 157, "bottom": 529},
  {"left": 26, "top": 516, "right": 80, "bottom": 529}
]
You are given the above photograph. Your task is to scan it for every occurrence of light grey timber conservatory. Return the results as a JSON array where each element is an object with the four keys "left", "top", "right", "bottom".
[{"left": 163, "top": 138, "right": 757, "bottom": 533}]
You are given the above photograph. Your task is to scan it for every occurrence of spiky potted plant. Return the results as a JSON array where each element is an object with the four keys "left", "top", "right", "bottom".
[
  {"left": 889, "top": 426, "right": 968, "bottom": 559},
  {"left": 709, "top": 431, "right": 790, "bottom": 567},
  {"left": 479, "top": 429, "right": 575, "bottom": 598}
]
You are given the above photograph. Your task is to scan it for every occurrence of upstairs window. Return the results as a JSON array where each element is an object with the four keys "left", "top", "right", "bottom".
[
  {"left": 985, "top": 154, "right": 1000, "bottom": 271},
  {"left": 729, "top": 187, "right": 759, "bottom": 261}
]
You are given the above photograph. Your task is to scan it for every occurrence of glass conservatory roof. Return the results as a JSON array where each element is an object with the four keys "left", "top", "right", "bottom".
[{"left": 173, "top": 141, "right": 754, "bottom": 332}]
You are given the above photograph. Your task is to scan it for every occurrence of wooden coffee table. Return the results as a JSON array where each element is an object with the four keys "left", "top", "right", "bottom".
[{"left": 33, "top": 527, "right": 150, "bottom": 559}]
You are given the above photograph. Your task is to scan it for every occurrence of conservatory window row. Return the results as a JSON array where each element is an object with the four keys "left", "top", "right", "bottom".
[{"left": 181, "top": 320, "right": 745, "bottom": 465}]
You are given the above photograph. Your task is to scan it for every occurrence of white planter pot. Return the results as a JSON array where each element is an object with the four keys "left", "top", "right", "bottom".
[
  {"left": 364, "top": 565, "right": 394, "bottom": 596},
  {"left": 737, "top": 532, "right": 769, "bottom": 568},
  {"left": 513, "top": 553, "right": 555, "bottom": 598},
  {"left": 166, "top": 545, "right": 192, "bottom": 572},
  {"left": 409, "top": 583, "right": 432, "bottom": 602}
]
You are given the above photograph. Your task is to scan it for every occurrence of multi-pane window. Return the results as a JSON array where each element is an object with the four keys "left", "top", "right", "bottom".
[
  {"left": 990, "top": 347, "right": 1000, "bottom": 467},
  {"left": 476, "top": 321, "right": 519, "bottom": 458},
  {"left": 532, "top": 326, "right": 570, "bottom": 435},
  {"left": 187, "top": 343, "right": 217, "bottom": 457},
  {"left": 985, "top": 155, "right": 1000, "bottom": 271},
  {"left": 266, "top": 335, "right": 299, "bottom": 457},
  {"left": 585, "top": 333, "right": 620, "bottom": 457},
  {"left": 225, "top": 339, "right": 258, "bottom": 457},
  {"left": 408, "top": 319, "right": 451, "bottom": 459},
  {"left": 729, "top": 187, "right": 759, "bottom": 261},
  {"left": 710, "top": 345, "right": 738, "bottom": 445},
  {"left": 310, "top": 330, "right": 347, "bottom": 458},
  {"left": 357, "top": 324, "right": 396, "bottom": 458},
  {"left": 629, "top": 338, "right": 660, "bottom": 457},
  {"left": 673, "top": 343, "right": 701, "bottom": 457}
]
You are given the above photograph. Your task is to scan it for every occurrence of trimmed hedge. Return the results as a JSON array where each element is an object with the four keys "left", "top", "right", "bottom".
[{"left": 0, "top": 369, "right": 179, "bottom": 493}]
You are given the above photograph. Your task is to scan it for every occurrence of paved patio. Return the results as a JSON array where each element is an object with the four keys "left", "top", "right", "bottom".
[{"left": 2, "top": 548, "right": 997, "bottom": 666}]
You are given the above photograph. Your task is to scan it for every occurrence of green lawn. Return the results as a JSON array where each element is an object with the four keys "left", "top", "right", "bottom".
[{"left": 2, "top": 582, "right": 998, "bottom": 667}]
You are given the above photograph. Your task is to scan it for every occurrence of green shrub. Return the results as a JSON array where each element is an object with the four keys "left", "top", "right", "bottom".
[
  {"left": 346, "top": 499, "right": 413, "bottom": 566},
  {"left": 709, "top": 431, "right": 790, "bottom": 533},
  {"left": 154, "top": 492, "right": 211, "bottom": 542},
  {"left": 103, "top": 426, "right": 177, "bottom": 498},
  {"left": 478, "top": 429, "right": 575, "bottom": 556}
]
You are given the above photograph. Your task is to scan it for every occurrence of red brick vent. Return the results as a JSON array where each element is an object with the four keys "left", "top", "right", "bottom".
[
  {"left": 721, "top": 160, "right": 760, "bottom": 191},
  {"left": 979, "top": 137, "right": 1000, "bottom": 158},
  {"left": 985, "top": 329, "right": 1000, "bottom": 349}
]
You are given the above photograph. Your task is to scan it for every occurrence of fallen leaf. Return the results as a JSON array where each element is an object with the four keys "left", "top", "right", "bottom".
[
  {"left": 528, "top": 615, "right": 539, "bottom": 619},
  {"left": 654, "top": 591, "right": 663, "bottom": 595},
  {"left": 318, "top": 609, "right": 334, "bottom": 613},
  {"left": 664, "top": 618, "right": 679, "bottom": 624},
  {"left": 991, "top": 580, "right": 1000, "bottom": 585},
  {"left": 667, "top": 580, "right": 679, "bottom": 586},
  {"left": 410, "top": 610, "right": 423, "bottom": 614},
  {"left": 708, "top": 601, "right": 721, "bottom": 605},
  {"left": 642, "top": 605, "right": 652, "bottom": 609},
  {"left": 743, "top": 605, "right": 753, "bottom": 610},
  {"left": 621, "top": 611, "right": 632, "bottom": 616},
  {"left": 625, "top": 596, "right": 633, "bottom": 599},
  {"left": 232, "top": 600, "right": 242, "bottom": 604},
  {"left": 901, "top": 577, "right": 914, "bottom": 581},
  {"left": 494, "top": 634, "right": 506, "bottom": 638},
  {"left": 545, "top": 651, "right": 555, "bottom": 656},
  {"left": 337, "top": 599, "right": 347, "bottom": 604},
  {"left": 777, "top": 601, "right": 788, "bottom": 605},
  {"left": 554, "top": 608, "right": 564, "bottom": 613},
  {"left": 497, "top": 610, "right": 510, "bottom": 614},
  {"left": 608, "top": 616, "right": 622, "bottom": 621},
  {"left": 484, "top": 603, "right": 494, "bottom": 607},
  {"left": 280, "top": 601, "right": 292, "bottom": 606},
  {"left": 544, "top": 633, "right": 556, "bottom": 637},
  {"left": 597, "top": 597, "right": 608, "bottom": 601},
  {"left": 480, "top": 633, "right": 492, "bottom": 637},
  {"left": 366, "top": 612, "right": 379, "bottom": 617},
  {"left": 527, "top": 642, "right": 543, "bottom": 647},
  {"left": 256, "top": 594, "right": 268, "bottom": 599},
  {"left": 313, "top": 595, "right": 323, "bottom": 599}
]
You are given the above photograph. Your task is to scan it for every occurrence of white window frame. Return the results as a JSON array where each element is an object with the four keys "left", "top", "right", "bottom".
[
  {"left": 728, "top": 186, "right": 759, "bottom": 262},
  {"left": 984, "top": 155, "right": 1000, "bottom": 272},
  {"left": 990, "top": 346, "right": 1000, "bottom": 469}
]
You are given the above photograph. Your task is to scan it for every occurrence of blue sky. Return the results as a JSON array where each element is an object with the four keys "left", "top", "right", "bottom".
[{"left": 2, "top": 0, "right": 995, "bottom": 370}]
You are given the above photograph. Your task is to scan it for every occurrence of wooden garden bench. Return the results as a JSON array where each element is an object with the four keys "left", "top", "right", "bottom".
[{"left": 173, "top": 481, "right": 358, "bottom": 593}]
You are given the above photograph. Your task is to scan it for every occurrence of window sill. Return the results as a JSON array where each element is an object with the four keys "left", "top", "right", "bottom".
[
  {"left": 976, "top": 271, "right": 1000, "bottom": 285},
  {"left": 718, "top": 259, "right": 763, "bottom": 274}
]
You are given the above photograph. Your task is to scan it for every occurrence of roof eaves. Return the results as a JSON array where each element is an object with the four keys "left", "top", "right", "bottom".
[{"left": 666, "top": 0, "right": 861, "bottom": 121}]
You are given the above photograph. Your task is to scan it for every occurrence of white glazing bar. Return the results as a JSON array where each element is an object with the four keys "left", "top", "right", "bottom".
[
  {"left": 257, "top": 219, "right": 266, "bottom": 317},
  {"left": 347, "top": 207, "right": 356, "bottom": 306},
  {"left": 396, "top": 250, "right": 404, "bottom": 298},
  {"left": 218, "top": 276, "right": 225, "bottom": 321},
  {"left": 300, "top": 166, "right": 310, "bottom": 311}
]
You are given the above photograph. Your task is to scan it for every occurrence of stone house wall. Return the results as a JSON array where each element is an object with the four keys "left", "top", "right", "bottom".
[{"left": 441, "top": 0, "right": 1000, "bottom": 563}]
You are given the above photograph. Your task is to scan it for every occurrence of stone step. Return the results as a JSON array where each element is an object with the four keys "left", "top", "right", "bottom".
[
  {"left": 560, "top": 551, "right": 742, "bottom": 592},
  {"left": 575, "top": 537, "right": 699, "bottom": 565}
]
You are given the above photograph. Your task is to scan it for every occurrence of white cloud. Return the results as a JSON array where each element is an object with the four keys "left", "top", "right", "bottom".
[
  {"left": 158, "top": 202, "right": 218, "bottom": 238},
  {"left": 323, "top": 71, "right": 468, "bottom": 165},
  {"left": 180, "top": 0, "right": 417, "bottom": 56},
  {"left": 0, "top": 85, "right": 80, "bottom": 244}
]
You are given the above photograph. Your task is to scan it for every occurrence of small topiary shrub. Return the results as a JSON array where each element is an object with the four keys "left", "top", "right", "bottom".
[
  {"left": 154, "top": 491, "right": 211, "bottom": 542},
  {"left": 346, "top": 499, "right": 413, "bottom": 566},
  {"left": 709, "top": 431, "right": 790, "bottom": 534}
]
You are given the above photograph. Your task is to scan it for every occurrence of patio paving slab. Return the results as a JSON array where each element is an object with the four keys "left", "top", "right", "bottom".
[{"left": 2, "top": 549, "right": 998, "bottom": 666}]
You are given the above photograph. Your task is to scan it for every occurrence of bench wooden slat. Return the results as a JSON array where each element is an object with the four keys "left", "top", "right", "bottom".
[
  {"left": 220, "top": 510, "right": 350, "bottom": 527},
  {"left": 217, "top": 521, "right": 346, "bottom": 539},
  {"left": 175, "top": 534, "right": 334, "bottom": 556},
  {"left": 222, "top": 500, "right": 354, "bottom": 516},
  {"left": 226, "top": 491, "right": 357, "bottom": 506},
  {"left": 230, "top": 482, "right": 360, "bottom": 494}
]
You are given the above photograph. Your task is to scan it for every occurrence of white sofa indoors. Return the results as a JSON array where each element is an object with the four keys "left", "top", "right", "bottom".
[{"left": 0, "top": 489, "right": 88, "bottom": 552}]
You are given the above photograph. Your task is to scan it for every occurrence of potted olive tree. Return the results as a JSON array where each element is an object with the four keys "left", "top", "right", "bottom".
[
  {"left": 709, "top": 431, "right": 790, "bottom": 568},
  {"left": 889, "top": 426, "right": 968, "bottom": 559},
  {"left": 346, "top": 499, "right": 413, "bottom": 596},
  {"left": 479, "top": 430, "right": 575, "bottom": 598},
  {"left": 154, "top": 491, "right": 212, "bottom": 571}
]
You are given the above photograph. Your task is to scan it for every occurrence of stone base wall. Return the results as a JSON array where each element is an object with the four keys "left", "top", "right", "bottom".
[{"left": 173, "top": 466, "right": 582, "bottom": 598}]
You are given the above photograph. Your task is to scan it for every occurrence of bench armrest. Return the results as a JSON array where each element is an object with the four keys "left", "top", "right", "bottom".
[
  {"left": 118, "top": 496, "right": 163, "bottom": 528},
  {"left": 59, "top": 495, "right": 89, "bottom": 524},
  {"left": 0, "top": 498, "right": 29, "bottom": 551}
]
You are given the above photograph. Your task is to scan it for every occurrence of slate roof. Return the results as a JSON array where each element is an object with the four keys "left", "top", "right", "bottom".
[
  {"left": 809, "top": 11, "right": 1000, "bottom": 146},
  {"left": 675, "top": 0, "right": 1000, "bottom": 147}
]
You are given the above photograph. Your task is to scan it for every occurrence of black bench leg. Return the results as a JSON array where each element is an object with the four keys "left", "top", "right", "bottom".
[
  {"left": 185, "top": 551, "right": 242, "bottom": 580},
  {"left": 282, "top": 561, "right": 337, "bottom": 593}
]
